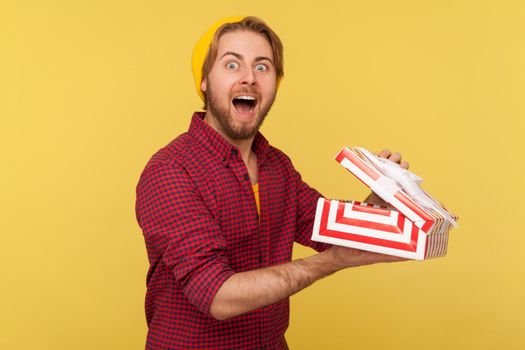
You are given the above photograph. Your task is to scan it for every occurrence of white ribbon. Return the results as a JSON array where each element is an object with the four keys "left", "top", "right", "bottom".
[{"left": 357, "top": 147, "right": 458, "bottom": 228}]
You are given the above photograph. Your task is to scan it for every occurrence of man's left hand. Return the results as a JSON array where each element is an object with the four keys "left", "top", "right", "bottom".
[{"left": 365, "top": 149, "right": 409, "bottom": 207}]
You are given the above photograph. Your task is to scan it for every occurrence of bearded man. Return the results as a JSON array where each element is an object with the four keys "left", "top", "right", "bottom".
[{"left": 136, "top": 16, "right": 408, "bottom": 349}]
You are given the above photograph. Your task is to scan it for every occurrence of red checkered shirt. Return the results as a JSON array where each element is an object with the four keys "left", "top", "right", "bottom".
[{"left": 135, "top": 112, "right": 329, "bottom": 349}]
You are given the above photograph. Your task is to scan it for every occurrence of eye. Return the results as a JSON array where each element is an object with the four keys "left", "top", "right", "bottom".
[
  {"left": 255, "top": 64, "right": 268, "bottom": 72},
  {"left": 226, "top": 62, "right": 239, "bottom": 69}
]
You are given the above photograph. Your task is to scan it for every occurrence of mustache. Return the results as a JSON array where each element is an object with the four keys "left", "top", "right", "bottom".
[{"left": 232, "top": 87, "right": 259, "bottom": 95}]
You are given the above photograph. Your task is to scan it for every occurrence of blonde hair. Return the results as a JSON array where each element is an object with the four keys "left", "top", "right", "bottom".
[{"left": 201, "top": 16, "right": 284, "bottom": 109}]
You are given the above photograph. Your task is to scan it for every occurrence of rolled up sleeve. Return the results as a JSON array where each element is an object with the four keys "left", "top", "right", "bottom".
[{"left": 136, "top": 162, "right": 235, "bottom": 316}]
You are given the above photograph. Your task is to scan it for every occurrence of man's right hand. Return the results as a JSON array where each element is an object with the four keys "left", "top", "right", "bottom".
[{"left": 325, "top": 245, "right": 408, "bottom": 271}]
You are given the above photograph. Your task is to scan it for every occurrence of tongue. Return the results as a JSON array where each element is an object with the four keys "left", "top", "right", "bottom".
[{"left": 234, "top": 100, "right": 252, "bottom": 114}]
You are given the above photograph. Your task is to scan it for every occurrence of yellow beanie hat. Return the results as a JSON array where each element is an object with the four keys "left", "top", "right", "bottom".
[
  {"left": 191, "top": 16, "right": 245, "bottom": 102},
  {"left": 191, "top": 16, "right": 282, "bottom": 102}
]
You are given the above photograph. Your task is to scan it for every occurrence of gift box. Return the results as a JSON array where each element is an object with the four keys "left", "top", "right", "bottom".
[{"left": 311, "top": 147, "right": 458, "bottom": 260}]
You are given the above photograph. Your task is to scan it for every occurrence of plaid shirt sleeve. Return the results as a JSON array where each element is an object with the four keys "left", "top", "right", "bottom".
[
  {"left": 287, "top": 158, "right": 332, "bottom": 253},
  {"left": 136, "top": 162, "right": 235, "bottom": 317}
]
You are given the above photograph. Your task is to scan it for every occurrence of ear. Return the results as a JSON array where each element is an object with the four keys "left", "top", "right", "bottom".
[{"left": 201, "top": 78, "right": 207, "bottom": 93}]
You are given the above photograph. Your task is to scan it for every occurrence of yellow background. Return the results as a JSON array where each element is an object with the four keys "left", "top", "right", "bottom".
[{"left": 1, "top": 1, "right": 524, "bottom": 349}]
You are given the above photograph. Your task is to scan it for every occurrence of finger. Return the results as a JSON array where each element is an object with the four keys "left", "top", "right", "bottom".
[
  {"left": 388, "top": 152, "right": 402, "bottom": 163},
  {"left": 387, "top": 256, "right": 409, "bottom": 262},
  {"left": 365, "top": 251, "right": 408, "bottom": 263},
  {"left": 370, "top": 251, "right": 408, "bottom": 262},
  {"left": 400, "top": 160, "right": 409, "bottom": 169},
  {"left": 378, "top": 149, "right": 391, "bottom": 158}
]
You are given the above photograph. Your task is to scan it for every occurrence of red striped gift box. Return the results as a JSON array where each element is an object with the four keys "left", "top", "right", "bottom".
[{"left": 311, "top": 147, "right": 458, "bottom": 260}]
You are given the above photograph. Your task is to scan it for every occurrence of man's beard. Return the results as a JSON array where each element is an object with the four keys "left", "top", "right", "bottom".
[{"left": 206, "top": 81, "right": 275, "bottom": 140}]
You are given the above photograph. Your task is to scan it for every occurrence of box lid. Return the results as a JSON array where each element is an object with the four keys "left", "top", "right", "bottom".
[{"left": 335, "top": 147, "right": 458, "bottom": 234}]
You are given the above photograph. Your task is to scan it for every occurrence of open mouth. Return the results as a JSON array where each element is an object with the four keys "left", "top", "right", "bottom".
[{"left": 232, "top": 95, "right": 258, "bottom": 115}]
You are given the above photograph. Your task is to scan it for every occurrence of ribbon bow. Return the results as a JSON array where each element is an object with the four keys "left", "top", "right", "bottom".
[{"left": 358, "top": 148, "right": 458, "bottom": 228}]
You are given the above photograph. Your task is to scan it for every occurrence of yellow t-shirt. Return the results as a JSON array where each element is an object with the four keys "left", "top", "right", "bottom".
[{"left": 252, "top": 183, "right": 260, "bottom": 215}]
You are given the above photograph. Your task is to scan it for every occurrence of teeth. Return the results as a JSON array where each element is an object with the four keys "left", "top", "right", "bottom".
[{"left": 235, "top": 95, "right": 256, "bottom": 101}]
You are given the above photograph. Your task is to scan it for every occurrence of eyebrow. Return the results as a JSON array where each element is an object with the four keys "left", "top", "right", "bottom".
[{"left": 220, "top": 51, "right": 274, "bottom": 65}]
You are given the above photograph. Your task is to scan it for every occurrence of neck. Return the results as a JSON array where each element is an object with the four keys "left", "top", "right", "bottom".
[
  {"left": 231, "top": 138, "right": 254, "bottom": 165},
  {"left": 204, "top": 112, "right": 255, "bottom": 165}
]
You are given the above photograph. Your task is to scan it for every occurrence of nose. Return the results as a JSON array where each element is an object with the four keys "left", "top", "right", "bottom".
[{"left": 239, "top": 66, "right": 256, "bottom": 86}]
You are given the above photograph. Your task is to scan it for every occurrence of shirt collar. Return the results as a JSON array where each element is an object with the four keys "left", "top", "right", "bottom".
[{"left": 188, "top": 112, "right": 270, "bottom": 165}]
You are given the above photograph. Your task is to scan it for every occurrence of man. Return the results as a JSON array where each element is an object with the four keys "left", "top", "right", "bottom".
[{"left": 136, "top": 16, "right": 408, "bottom": 349}]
